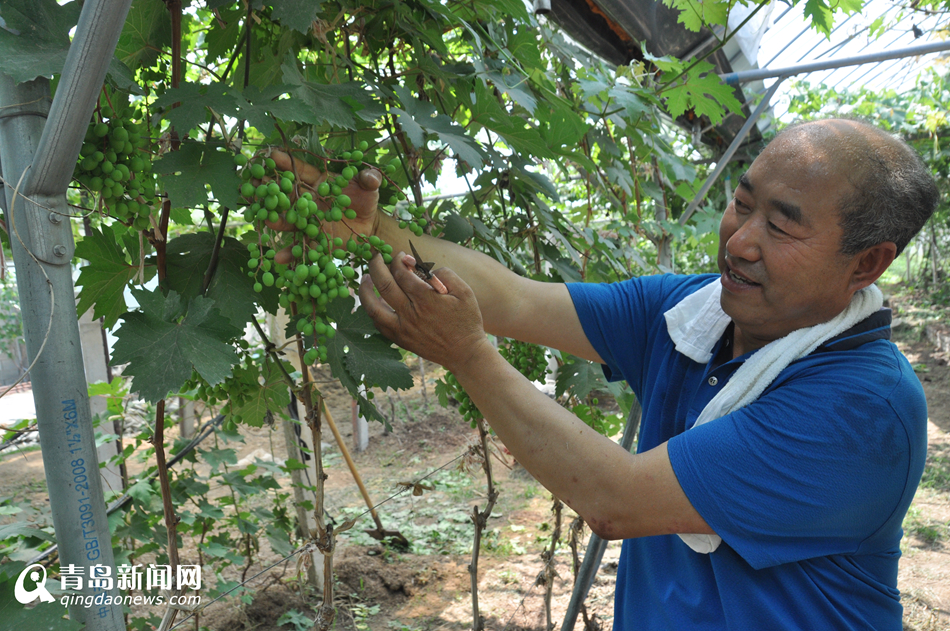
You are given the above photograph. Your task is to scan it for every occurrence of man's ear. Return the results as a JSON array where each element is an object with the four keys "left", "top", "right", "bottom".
[{"left": 848, "top": 242, "right": 897, "bottom": 292}]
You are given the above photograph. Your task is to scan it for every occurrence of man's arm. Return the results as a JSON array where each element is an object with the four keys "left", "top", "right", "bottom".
[
  {"left": 360, "top": 253, "right": 714, "bottom": 540},
  {"left": 375, "top": 214, "right": 602, "bottom": 363}
]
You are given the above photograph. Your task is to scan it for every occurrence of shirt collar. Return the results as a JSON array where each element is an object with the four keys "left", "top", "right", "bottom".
[{"left": 813, "top": 308, "right": 892, "bottom": 353}]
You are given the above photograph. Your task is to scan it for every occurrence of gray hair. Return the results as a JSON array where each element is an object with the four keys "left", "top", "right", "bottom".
[{"left": 779, "top": 119, "right": 939, "bottom": 256}]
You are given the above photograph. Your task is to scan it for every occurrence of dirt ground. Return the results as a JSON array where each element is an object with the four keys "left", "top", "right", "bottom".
[{"left": 2, "top": 329, "right": 950, "bottom": 630}]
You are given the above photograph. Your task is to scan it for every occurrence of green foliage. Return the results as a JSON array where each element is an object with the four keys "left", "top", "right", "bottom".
[
  {"left": 0, "top": 0, "right": 80, "bottom": 84},
  {"left": 75, "top": 224, "right": 149, "bottom": 328},
  {"left": 111, "top": 289, "right": 243, "bottom": 402},
  {"left": 278, "top": 608, "right": 316, "bottom": 631}
]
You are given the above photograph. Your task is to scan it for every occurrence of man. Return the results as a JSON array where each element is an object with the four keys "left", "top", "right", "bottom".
[{"left": 277, "top": 118, "right": 939, "bottom": 629}]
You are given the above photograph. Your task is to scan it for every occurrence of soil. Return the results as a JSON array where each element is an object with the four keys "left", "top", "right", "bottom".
[{"left": 2, "top": 330, "right": 949, "bottom": 630}]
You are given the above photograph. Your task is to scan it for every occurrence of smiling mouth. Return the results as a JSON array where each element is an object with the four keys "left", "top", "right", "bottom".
[{"left": 727, "top": 269, "right": 760, "bottom": 287}]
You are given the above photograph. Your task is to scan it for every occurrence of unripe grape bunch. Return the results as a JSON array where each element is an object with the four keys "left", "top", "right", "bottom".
[
  {"left": 74, "top": 99, "right": 157, "bottom": 231},
  {"left": 180, "top": 347, "right": 267, "bottom": 431},
  {"left": 438, "top": 341, "right": 548, "bottom": 427},
  {"left": 234, "top": 144, "right": 427, "bottom": 369},
  {"left": 499, "top": 340, "right": 549, "bottom": 383}
]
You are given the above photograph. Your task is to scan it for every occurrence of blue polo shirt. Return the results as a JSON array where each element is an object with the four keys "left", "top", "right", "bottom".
[{"left": 567, "top": 273, "right": 927, "bottom": 631}]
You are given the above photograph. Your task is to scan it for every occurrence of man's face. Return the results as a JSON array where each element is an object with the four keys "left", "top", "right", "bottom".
[{"left": 716, "top": 129, "right": 865, "bottom": 353}]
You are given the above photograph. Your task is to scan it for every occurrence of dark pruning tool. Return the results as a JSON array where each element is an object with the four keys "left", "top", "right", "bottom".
[
  {"left": 407, "top": 240, "right": 449, "bottom": 294},
  {"left": 409, "top": 240, "right": 434, "bottom": 280}
]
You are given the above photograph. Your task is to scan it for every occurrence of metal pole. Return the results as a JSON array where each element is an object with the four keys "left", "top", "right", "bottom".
[
  {"left": 721, "top": 39, "right": 950, "bottom": 85},
  {"left": 30, "top": 1, "right": 132, "bottom": 197},
  {"left": 560, "top": 399, "right": 642, "bottom": 631},
  {"left": 679, "top": 79, "right": 784, "bottom": 226},
  {"left": 0, "top": 0, "right": 131, "bottom": 628}
]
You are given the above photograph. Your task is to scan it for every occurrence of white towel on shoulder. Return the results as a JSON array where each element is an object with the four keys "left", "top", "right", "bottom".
[{"left": 662, "top": 279, "right": 884, "bottom": 554}]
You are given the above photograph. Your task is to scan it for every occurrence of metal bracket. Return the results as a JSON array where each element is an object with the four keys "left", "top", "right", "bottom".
[{"left": 10, "top": 193, "right": 75, "bottom": 265}]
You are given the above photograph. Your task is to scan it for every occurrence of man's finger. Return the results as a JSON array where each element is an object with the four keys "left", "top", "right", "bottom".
[
  {"left": 401, "top": 254, "right": 448, "bottom": 295},
  {"left": 389, "top": 251, "right": 450, "bottom": 299},
  {"left": 359, "top": 274, "right": 399, "bottom": 336},
  {"left": 270, "top": 150, "right": 323, "bottom": 185},
  {"left": 366, "top": 252, "right": 412, "bottom": 314},
  {"left": 429, "top": 267, "right": 473, "bottom": 299},
  {"left": 356, "top": 168, "right": 382, "bottom": 192}
]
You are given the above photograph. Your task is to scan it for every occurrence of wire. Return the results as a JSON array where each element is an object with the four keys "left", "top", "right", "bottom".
[
  {"left": 26, "top": 414, "right": 226, "bottom": 566},
  {"left": 168, "top": 543, "right": 313, "bottom": 630},
  {"left": 346, "top": 449, "right": 469, "bottom": 524},
  {"left": 159, "top": 442, "right": 471, "bottom": 629}
]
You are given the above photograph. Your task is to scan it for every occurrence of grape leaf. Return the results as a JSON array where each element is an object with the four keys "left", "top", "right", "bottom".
[
  {"left": 466, "top": 81, "right": 555, "bottom": 160},
  {"left": 152, "top": 83, "right": 242, "bottom": 134},
  {"left": 0, "top": 574, "right": 83, "bottom": 631},
  {"left": 0, "top": 0, "right": 79, "bottom": 83},
  {"left": 396, "top": 86, "right": 487, "bottom": 168},
  {"left": 75, "top": 224, "right": 153, "bottom": 328},
  {"left": 116, "top": 0, "right": 170, "bottom": 71},
  {"left": 270, "top": 0, "right": 324, "bottom": 34},
  {"left": 111, "top": 289, "right": 242, "bottom": 402},
  {"left": 153, "top": 142, "right": 242, "bottom": 209},
  {"left": 281, "top": 57, "right": 384, "bottom": 129},
  {"left": 324, "top": 296, "right": 413, "bottom": 425},
  {"left": 391, "top": 107, "right": 426, "bottom": 148},
  {"left": 228, "top": 359, "right": 292, "bottom": 428},
  {"left": 803, "top": 0, "right": 834, "bottom": 35},
  {"left": 164, "top": 232, "right": 278, "bottom": 328},
  {"left": 200, "top": 447, "right": 238, "bottom": 473},
  {"left": 662, "top": 0, "right": 731, "bottom": 32},
  {"left": 555, "top": 356, "right": 606, "bottom": 400},
  {"left": 662, "top": 60, "right": 742, "bottom": 124},
  {"left": 238, "top": 85, "right": 320, "bottom": 131}
]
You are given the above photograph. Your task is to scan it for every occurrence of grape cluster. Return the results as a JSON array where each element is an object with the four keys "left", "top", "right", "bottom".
[
  {"left": 234, "top": 145, "right": 425, "bottom": 369},
  {"left": 182, "top": 353, "right": 263, "bottom": 430},
  {"left": 437, "top": 371, "right": 483, "bottom": 426},
  {"left": 437, "top": 341, "right": 548, "bottom": 428},
  {"left": 74, "top": 101, "right": 156, "bottom": 230},
  {"left": 499, "top": 340, "right": 549, "bottom": 382}
]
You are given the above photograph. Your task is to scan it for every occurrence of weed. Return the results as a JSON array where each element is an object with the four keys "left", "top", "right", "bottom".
[
  {"left": 352, "top": 601, "right": 381, "bottom": 630},
  {"left": 277, "top": 608, "right": 314, "bottom": 631},
  {"left": 919, "top": 449, "right": 950, "bottom": 493},
  {"left": 903, "top": 506, "right": 948, "bottom": 546}
]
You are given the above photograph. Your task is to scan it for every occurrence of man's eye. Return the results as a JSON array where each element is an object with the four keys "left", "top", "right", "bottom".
[
  {"left": 768, "top": 221, "right": 787, "bottom": 235},
  {"left": 733, "top": 197, "right": 749, "bottom": 210}
]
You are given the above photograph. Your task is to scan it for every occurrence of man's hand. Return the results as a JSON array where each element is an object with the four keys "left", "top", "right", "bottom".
[
  {"left": 268, "top": 150, "right": 383, "bottom": 263},
  {"left": 359, "top": 251, "right": 490, "bottom": 373}
]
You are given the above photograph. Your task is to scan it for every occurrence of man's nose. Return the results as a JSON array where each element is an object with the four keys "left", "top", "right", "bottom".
[{"left": 726, "top": 215, "right": 762, "bottom": 262}]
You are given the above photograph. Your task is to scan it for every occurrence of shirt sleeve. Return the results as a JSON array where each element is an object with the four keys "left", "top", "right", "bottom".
[
  {"left": 567, "top": 274, "right": 719, "bottom": 393},
  {"left": 667, "top": 354, "right": 926, "bottom": 570}
]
